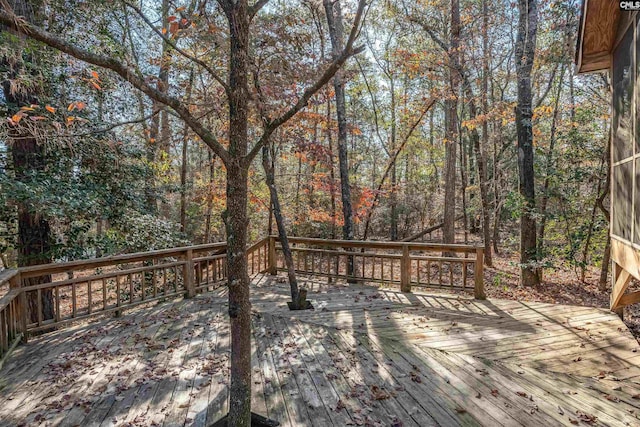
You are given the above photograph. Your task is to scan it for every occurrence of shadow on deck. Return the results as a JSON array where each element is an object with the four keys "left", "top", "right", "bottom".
[{"left": 1, "top": 274, "right": 640, "bottom": 426}]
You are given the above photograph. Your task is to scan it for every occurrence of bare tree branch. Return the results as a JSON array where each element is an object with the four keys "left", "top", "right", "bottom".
[
  {"left": 249, "top": 0, "right": 270, "bottom": 19},
  {"left": 0, "top": 8, "right": 231, "bottom": 165},
  {"left": 122, "top": 0, "right": 230, "bottom": 95},
  {"left": 245, "top": 0, "right": 368, "bottom": 164}
]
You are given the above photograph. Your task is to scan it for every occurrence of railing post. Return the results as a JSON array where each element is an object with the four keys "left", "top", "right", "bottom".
[
  {"left": 474, "top": 247, "right": 486, "bottom": 300},
  {"left": 9, "top": 271, "right": 28, "bottom": 343},
  {"left": 400, "top": 245, "right": 411, "bottom": 293},
  {"left": 268, "top": 236, "right": 277, "bottom": 275},
  {"left": 184, "top": 249, "right": 195, "bottom": 298}
]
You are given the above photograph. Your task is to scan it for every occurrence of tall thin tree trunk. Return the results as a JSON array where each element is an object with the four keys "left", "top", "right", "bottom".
[
  {"left": 180, "top": 69, "right": 194, "bottom": 233},
  {"left": 146, "top": 0, "right": 171, "bottom": 215},
  {"left": 262, "top": 142, "right": 305, "bottom": 308},
  {"left": 443, "top": 0, "right": 461, "bottom": 247},
  {"left": 205, "top": 152, "right": 215, "bottom": 243},
  {"left": 600, "top": 237, "right": 611, "bottom": 291},
  {"left": 325, "top": 0, "right": 355, "bottom": 278},
  {"left": 479, "top": 0, "right": 493, "bottom": 266},
  {"left": 389, "top": 77, "right": 398, "bottom": 241},
  {"left": 515, "top": 0, "right": 539, "bottom": 286},
  {"left": 459, "top": 131, "right": 469, "bottom": 243},
  {"left": 537, "top": 65, "right": 564, "bottom": 257},
  {"left": 581, "top": 177, "right": 602, "bottom": 282}
]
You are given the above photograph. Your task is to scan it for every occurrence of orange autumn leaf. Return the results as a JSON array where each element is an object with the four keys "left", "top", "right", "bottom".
[
  {"left": 11, "top": 114, "right": 22, "bottom": 123},
  {"left": 45, "top": 105, "right": 56, "bottom": 113},
  {"left": 90, "top": 81, "right": 102, "bottom": 90},
  {"left": 91, "top": 71, "right": 100, "bottom": 80}
]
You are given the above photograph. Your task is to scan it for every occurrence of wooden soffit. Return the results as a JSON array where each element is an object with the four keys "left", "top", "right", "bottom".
[{"left": 576, "top": 0, "right": 621, "bottom": 74}]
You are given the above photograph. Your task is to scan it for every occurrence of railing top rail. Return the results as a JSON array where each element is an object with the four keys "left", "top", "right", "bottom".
[
  {"left": 274, "top": 236, "right": 483, "bottom": 253},
  {"left": 0, "top": 269, "right": 19, "bottom": 286},
  {"left": 0, "top": 288, "right": 21, "bottom": 311},
  {"left": 19, "top": 242, "right": 228, "bottom": 279}
]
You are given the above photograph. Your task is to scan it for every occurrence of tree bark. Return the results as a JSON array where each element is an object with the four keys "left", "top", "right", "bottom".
[
  {"left": 180, "top": 69, "right": 194, "bottom": 233},
  {"left": 2, "top": 0, "right": 53, "bottom": 323},
  {"left": 262, "top": 142, "right": 304, "bottom": 308},
  {"left": 324, "top": 0, "right": 355, "bottom": 277},
  {"left": 389, "top": 77, "right": 398, "bottom": 241},
  {"left": 224, "top": 4, "right": 252, "bottom": 426},
  {"left": 479, "top": 0, "right": 493, "bottom": 266},
  {"left": 537, "top": 66, "right": 564, "bottom": 259},
  {"left": 146, "top": 0, "right": 171, "bottom": 214},
  {"left": 443, "top": 0, "right": 461, "bottom": 247},
  {"left": 515, "top": 0, "right": 540, "bottom": 286}
]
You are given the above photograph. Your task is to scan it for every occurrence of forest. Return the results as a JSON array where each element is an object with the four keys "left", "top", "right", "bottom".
[
  {"left": 0, "top": 0, "right": 619, "bottom": 426},
  {"left": 0, "top": 0, "right": 610, "bottom": 289}
]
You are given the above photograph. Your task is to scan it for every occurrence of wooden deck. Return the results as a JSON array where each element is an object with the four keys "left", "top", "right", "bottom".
[{"left": 1, "top": 275, "right": 640, "bottom": 426}]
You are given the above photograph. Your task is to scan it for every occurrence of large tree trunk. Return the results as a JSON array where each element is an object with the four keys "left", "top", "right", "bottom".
[
  {"left": 515, "top": 0, "right": 539, "bottom": 286},
  {"left": 3, "top": 0, "right": 53, "bottom": 323},
  {"left": 225, "top": 4, "right": 252, "bottom": 426},
  {"left": 324, "top": 0, "right": 355, "bottom": 278},
  {"left": 443, "top": 0, "right": 461, "bottom": 247}
]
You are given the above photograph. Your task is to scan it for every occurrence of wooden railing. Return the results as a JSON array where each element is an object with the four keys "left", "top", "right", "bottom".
[
  {"left": 269, "top": 236, "right": 485, "bottom": 299},
  {"left": 0, "top": 235, "right": 481, "bottom": 363},
  {"left": 0, "top": 270, "right": 26, "bottom": 368}
]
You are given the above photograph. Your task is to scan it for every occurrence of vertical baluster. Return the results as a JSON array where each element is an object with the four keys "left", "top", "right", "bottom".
[
  {"left": 439, "top": 261, "right": 443, "bottom": 286},
  {"left": 116, "top": 276, "right": 121, "bottom": 309},
  {"left": 88, "top": 281, "right": 92, "bottom": 315},
  {"left": 129, "top": 273, "right": 134, "bottom": 304},
  {"left": 37, "top": 289, "right": 43, "bottom": 326},
  {"left": 141, "top": 270, "right": 146, "bottom": 301},
  {"left": 449, "top": 262, "right": 454, "bottom": 287},
  {"left": 462, "top": 261, "right": 467, "bottom": 287},
  {"left": 72, "top": 283, "right": 77, "bottom": 318},
  {"left": 55, "top": 287, "right": 61, "bottom": 322},
  {"left": 163, "top": 267, "right": 168, "bottom": 295},
  {"left": 390, "top": 259, "right": 394, "bottom": 282},
  {"left": 417, "top": 260, "right": 421, "bottom": 285},
  {"left": 427, "top": 261, "right": 431, "bottom": 286},
  {"left": 1, "top": 308, "right": 6, "bottom": 353},
  {"left": 152, "top": 267, "right": 157, "bottom": 298},
  {"left": 102, "top": 278, "right": 107, "bottom": 311}
]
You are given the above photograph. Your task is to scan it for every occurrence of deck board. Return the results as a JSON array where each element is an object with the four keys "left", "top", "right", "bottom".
[{"left": 1, "top": 275, "right": 640, "bottom": 426}]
